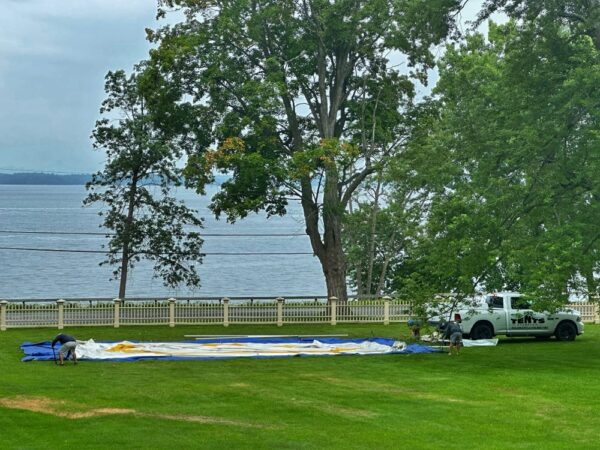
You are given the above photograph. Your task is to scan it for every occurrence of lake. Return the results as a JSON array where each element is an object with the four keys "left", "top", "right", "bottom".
[{"left": 0, "top": 184, "right": 326, "bottom": 299}]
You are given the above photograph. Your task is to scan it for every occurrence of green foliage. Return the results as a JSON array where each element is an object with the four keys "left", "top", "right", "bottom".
[
  {"left": 396, "top": 19, "right": 600, "bottom": 305},
  {"left": 84, "top": 69, "right": 205, "bottom": 296},
  {"left": 480, "top": 0, "right": 600, "bottom": 51},
  {"left": 140, "top": 0, "right": 463, "bottom": 299},
  {"left": 146, "top": 0, "right": 461, "bottom": 213},
  {"left": 343, "top": 174, "right": 426, "bottom": 297}
]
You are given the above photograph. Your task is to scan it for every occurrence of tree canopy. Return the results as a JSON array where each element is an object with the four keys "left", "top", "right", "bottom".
[
  {"left": 141, "top": 0, "right": 462, "bottom": 300},
  {"left": 85, "top": 69, "right": 205, "bottom": 299},
  {"left": 479, "top": 0, "right": 600, "bottom": 50},
  {"left": 393, "top": 18, "right": 600, "bottom": 304}
]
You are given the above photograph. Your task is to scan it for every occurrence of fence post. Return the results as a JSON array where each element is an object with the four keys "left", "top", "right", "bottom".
[
  {"left": 330, "top": 296, "right": 337, "bottom": 326},
  {"left": 113, "top": 298, "right": 121, "bottom": 328},
  {"left": 383, "top": 296, "right": 391, "bottom": 325},
  {"left": 276, "top": 297, "right": 284, "bottom": 327},
  {"left": 57, "top": 299, "right": 65, "bottom": 330},
  {"left": 0, "top": 300, "right": 7, "bottom": 331},
  {"left": 595, "top": 302, "right": 600, "bottom": 325},
  {"left": 223, "top": 297, "right": 230, "bottom": 327},
  {"left": 168, "top": 298, "right": 176, "bottom": 327}
]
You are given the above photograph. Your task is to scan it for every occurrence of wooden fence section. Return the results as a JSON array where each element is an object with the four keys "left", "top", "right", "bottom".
[
  {"left": 0, "top": 298, "right": 598, "bottom": 330},
  {"left": 567, "top": 302, "right": 598, "bottom": 323}
]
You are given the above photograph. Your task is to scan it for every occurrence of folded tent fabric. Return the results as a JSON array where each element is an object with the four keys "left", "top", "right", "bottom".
[
  {"left": 21, "top": 337, "right": 440, "bottom": 362},
  {"left": 462, "top": 339, "right": 499, "bottom": 347}
]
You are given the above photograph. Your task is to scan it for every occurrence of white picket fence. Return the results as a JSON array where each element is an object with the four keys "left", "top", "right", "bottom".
[
  {"left": 0, "top": 297, "right": 414, "bottom": 330},
  {"left": 1, "top": 297, "right": 598, "bottom": 330}
]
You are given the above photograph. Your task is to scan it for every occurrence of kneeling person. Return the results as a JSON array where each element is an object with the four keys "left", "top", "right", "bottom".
[{"left": 51, "top": 333, "right": 78, "bottom": 365}]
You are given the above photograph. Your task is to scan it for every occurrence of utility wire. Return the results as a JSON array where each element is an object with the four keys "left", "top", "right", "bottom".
[
  {"left": 0, "top": 230, "right": 109, "bottom": 236},
  {"left": 0, "top": 167, "right": 90, "bottom": 175},
  {"left": 0, "top": 246, "right": 313, "bottom": 256},
  {"left": 0, "top": 230, "right": 306, "bottom": 237}
]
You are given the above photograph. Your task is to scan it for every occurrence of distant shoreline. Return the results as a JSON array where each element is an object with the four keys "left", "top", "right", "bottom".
[
  {"left": 0, "top": 173, "right": 91, "bottom": 185},
  {"left": 0, "top": 172, "right": 229, "bottom": 186}
]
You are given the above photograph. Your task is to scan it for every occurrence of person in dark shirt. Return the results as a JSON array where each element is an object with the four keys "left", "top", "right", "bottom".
[
  {"left": 51, "top": 333, "right": 78, "bottom": 365},
  {"left": 438, "top": 321, "right": 463, "bottom": 356}
]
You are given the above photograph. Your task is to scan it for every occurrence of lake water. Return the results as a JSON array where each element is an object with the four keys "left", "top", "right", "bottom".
[{"left": 0, "top": 184, "right": 326, "bottom": 299}]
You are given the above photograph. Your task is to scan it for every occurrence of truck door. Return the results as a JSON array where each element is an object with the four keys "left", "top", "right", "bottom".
[
  {"left": 486, "top": 295, "right": 509, "bottom": 333},
  {"left": 507, "top": 296, "right": 549, "bottom": 335}
]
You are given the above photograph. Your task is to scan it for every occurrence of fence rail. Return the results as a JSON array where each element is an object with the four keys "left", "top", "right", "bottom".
[{"left": 0, "top": 297, "right": 598, "bottom": 330}]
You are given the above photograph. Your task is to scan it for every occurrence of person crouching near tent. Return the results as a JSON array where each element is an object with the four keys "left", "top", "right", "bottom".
[
  {"left": 438, "top": 321, "right": 463, "bottom": 356},
  {"left": 51, "top": 333, "right": 78, "bottom": 365}
]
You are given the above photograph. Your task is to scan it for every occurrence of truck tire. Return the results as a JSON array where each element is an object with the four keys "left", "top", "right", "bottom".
[
  {"left": 470, "top": 322, "right": 494, "bottom": 340},
  {"left": 555, "top": 322, "right": 577, "bottom": 341}
]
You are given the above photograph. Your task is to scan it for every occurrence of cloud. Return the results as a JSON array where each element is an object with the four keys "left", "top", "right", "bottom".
[{"left": 0, "top": 0, "right": 158, "bottom": 172}]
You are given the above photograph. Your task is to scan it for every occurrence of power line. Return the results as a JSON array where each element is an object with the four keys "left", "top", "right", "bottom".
[
  {"left": 0, "top": 230, "right": 108, "bottom": 236},
  {"left": 0, "top": 246, "right": 313, "bottom": 256},
  {"left": 0, "top": 167, "right": 91, "bottom": 175},
  {"left": 0, "top": 229, "right": 306, "bottom": 237},
  {"left": 0, "top": 246, "right": 106, "bottom": 254}
]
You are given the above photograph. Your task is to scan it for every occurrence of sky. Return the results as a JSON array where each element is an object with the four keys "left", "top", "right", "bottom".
[
  {"left": 0, "top": 0, "right": 159, "bottom": 173},
  {"left": 0, "top": 0, "right": 491, "bottom": 174}
]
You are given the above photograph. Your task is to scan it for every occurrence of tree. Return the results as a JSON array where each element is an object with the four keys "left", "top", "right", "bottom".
[
  {"left": 141, "top": 0, "right": 463, "bottom": 301},
  {"left": 343, "top": 172, "right": 426, "bottom": 298},
  {"left": 84, "top": 69, "right": 204, "bottom": 299},
  {"left": 396, "top": 20, "right": 600, "bottom": 305},
  {"left": 479, "top": 0, "right": 600, "bottom": 50}
]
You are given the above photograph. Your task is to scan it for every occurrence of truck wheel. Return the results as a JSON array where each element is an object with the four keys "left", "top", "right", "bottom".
[
  {"left": 470, "top": 323, "right": 493, "bottom": 340},
  {"left": 555, "top": 322, "right": 576, "bottom": 341}
]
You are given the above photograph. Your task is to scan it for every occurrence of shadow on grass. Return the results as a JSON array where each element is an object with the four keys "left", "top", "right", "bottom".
[{"left": 497, "top": 337, "right": 579, "bottom": 345}]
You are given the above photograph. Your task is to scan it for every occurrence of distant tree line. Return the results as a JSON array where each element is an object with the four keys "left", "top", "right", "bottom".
[
  {"left": 0, "top": 173, "right": 92, "bottom": 185},
  {"left": 0, "top": 172, "right": 231, "bottom": 186}
]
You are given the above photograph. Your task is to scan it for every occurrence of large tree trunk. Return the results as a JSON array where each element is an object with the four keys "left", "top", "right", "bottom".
[
  {"left": 300, "top": 172, "right": 349, "bottom": 303},
  {"left": 118, "top": 247, "right": 130, "bottom": 300},
  {"left": 320, "top": 238, "right": 348, "bottom": 302},
  {"left": 322, "top": 172, "right": 348, "bottom": 302},
  {"left": 118, "top": 175, "right": 138, "bottom": 299}
]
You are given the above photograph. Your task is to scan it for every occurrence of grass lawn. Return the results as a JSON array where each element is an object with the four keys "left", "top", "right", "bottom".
[{"left": 1, "top": 323, "right": 599, "bottom": 449}]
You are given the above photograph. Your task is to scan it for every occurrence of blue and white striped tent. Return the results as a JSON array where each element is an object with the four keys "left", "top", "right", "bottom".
[{"left": 21, "top": 337, "right": 440, "bottom": 362}]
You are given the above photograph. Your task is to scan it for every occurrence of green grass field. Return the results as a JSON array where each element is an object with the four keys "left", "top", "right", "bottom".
[{"left": 1, "top": 323, "right": 599, "bottom": 449}]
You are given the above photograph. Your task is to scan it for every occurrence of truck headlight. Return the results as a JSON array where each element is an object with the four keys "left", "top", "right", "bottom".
[{"left": 576, "top": 316, "right": 581, "bottom": 322}]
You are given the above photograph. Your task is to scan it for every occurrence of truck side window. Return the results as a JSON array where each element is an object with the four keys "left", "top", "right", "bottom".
[
  {"left": 510, "top": 297, "right": 530, "bottom": 310},
  {"left": 490, "top": 296, "right": 504, "bottom": 308}
]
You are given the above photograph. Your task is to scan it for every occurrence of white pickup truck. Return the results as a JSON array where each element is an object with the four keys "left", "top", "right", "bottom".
[{"left": 438, "top": 292, "right": 584, "bottom": 341}]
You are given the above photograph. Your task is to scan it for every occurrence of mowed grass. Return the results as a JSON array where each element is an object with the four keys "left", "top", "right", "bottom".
[{"left": 1, "top": 323, "right": 599, "bottom": 449}]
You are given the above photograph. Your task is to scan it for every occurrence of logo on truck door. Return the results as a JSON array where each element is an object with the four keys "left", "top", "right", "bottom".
[{"left": 510, "top": 311, "right": 545, "bottom": 325}]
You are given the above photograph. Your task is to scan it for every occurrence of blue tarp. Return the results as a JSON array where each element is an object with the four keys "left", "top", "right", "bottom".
[{"left": 21, "top": 337, "right": 440, "bottom": 362}]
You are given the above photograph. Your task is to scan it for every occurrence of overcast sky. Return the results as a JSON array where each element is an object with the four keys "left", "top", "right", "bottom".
[
  {"left": 0, "top": 0, "right": 490, "bottom": 174},
  {"left": 0, "top": 0, "right": 159, "bottom": 173}
]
